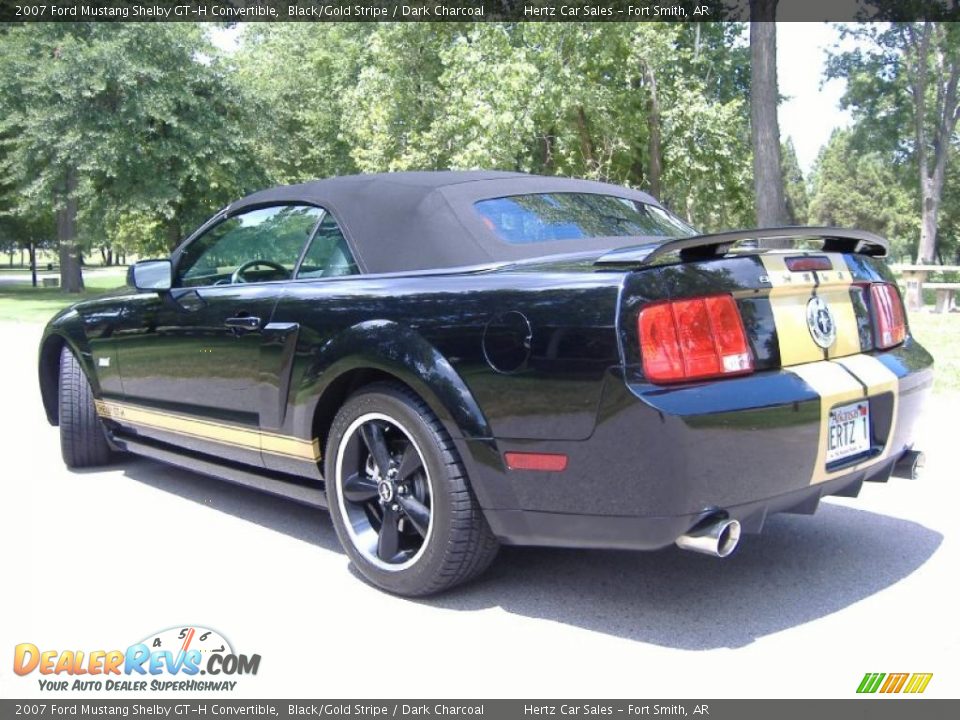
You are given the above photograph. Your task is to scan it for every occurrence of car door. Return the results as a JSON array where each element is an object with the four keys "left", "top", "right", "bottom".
[
  {"left": 260, "top": 211, "right": 361, "bottom": 477},
  {"left": 111, "top": 204, "right": 324, "bottom": 467}
]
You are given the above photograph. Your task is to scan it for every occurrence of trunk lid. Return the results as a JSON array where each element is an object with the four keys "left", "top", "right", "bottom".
[
  {"left": 613, "top": 236, "right": 898, "bottom": 377},
  {"left": 756, "top": 251, "right": 867, "bottom": 366}
]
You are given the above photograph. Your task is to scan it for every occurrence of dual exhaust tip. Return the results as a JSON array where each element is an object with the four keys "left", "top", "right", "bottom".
[
  {"left": 893, "top": 450, "right": 925, "bottom": 481},
  {"left": 675, "top": 449, "right": 926, "bottom": 558},
  {"left": 675, "top": 518, "right": 741, "bottom": 558}
]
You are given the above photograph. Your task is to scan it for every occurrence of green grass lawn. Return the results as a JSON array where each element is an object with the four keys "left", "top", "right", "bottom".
[
  {"left": 908, "top": 311, "right": 960, "bottom": 394},
  {"left": 0, "top": 267, "right": 128, "bottom": 323}
]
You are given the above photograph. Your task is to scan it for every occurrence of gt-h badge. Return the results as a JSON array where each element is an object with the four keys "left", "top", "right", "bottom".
[{"left": 806, "top": 295, "right": 837, "bottom": 349}]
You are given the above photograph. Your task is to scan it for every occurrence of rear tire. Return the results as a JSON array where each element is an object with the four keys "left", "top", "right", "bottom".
[
  {"left": 325, "top": 382, "right": 499, "bottom": 596},
  {"left": 58, "top": 346, "right": 114, "bottom": 469}
]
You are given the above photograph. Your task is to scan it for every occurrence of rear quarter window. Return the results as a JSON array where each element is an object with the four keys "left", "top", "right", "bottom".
[{"left": 474, "top": 193, "right": 696, "bottom": 245}]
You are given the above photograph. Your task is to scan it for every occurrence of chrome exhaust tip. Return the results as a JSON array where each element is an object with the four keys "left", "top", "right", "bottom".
[
  {"left": 675, "top": 518, "right": 741, "bottom": 558},
  {"left": 892, "top": 450, "right": 925, "bottom": 480}
]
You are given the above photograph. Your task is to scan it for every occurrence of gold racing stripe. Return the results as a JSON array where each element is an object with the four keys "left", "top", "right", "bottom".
[
  {"left": 760, "top": 251, "right": 895, "bottom": 484},
  {"left": 816, "top": 261, "right": 860, "bottom": 359},
  {"left": 759, "top": 252, "right": 860, "bottom": 364},
  {"left": 832, "top": 354, "right": 899, "bottom": 465},
  {"left": 759, "top": 253, "right": 824, "bottom": 366},
  {"left": 787, "top": 356, "right": 899, "bottom": 485},
  {"left": 94, "top": 399, "right": 320, "bottom": 462}
]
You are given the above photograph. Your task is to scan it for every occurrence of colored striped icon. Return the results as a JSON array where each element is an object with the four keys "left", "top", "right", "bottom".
[{"left": 857, "top": 672, "right": 933, "bottom": 694}]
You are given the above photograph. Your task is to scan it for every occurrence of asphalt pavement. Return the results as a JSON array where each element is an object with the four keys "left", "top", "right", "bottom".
[{"left": 1, "top": 321, "right": 956, "bottom": 699}]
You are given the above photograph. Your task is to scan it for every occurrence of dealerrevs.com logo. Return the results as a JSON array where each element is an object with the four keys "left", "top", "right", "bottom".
[{"left": 14, "top": 626, "right": 261, "bottom": 692}]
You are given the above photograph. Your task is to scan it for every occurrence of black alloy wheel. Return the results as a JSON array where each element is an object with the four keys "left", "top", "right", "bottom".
[{"left": 325, "top": 383, "right": 499, "bottom": 596}]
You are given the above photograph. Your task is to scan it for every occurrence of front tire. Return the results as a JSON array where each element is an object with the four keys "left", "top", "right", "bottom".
[
  {"left": 325, "top": 383, "right": 498, "bottom": 596},
  {"left": 58, "top": 346, "right": 113, "bottom": 469}
]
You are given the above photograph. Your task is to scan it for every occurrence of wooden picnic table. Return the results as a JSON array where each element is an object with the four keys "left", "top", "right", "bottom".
[{"left": 892, "top": 264, "right": 960, "bottom": 313}]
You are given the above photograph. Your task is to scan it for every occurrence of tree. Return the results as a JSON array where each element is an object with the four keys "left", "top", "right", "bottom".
[
  {"left": 0, "top": 209, "right": 56, "bottom": 286},
  {"left": 0, "top": 132, "right": 55, "bottom": 285},
  {"left": 749, "top": 0, "right": 789, "bottom": 232},
  {"left": 934, "top": 145, "right": 960, "bottom": 263},
  {"left": 828, "top": 22, "right": 960, "bottom": 263},
  {"left": 781, "top": 138, "right": 809, "bottom": 225},
  {"left": 808, "top": 129, "right": 917, "bottom": 258},
  {"left": 344, "top": 24, "right": 460, "bottom": 173},
  {"left": 233, "top": 24, "right": 369, "bottom": 184},
  {"left": 233, "top": 23, "right": 754, "bottom": 231},
  {"left": 0, "top": 24, "right": 263, "bottom": 291}
]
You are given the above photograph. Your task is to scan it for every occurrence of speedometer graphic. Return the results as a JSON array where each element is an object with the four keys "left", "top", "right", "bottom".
[{"left": 138, "top": 626, "right": 234, "bottom": 660}]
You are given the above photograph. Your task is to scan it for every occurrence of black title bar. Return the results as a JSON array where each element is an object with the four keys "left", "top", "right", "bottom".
[{"left": 1, "top": 0, "right": 959, "bottom": 23}]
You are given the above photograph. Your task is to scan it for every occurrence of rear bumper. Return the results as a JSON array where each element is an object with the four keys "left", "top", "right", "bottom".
[
  {"left": 483, "top": 458, "right": 898, "bottom": 550},
  {"left": 465, "top": 339, "right": 933, "bottom": 550}
]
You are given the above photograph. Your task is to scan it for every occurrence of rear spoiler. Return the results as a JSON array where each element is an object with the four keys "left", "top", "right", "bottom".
[{"left": 594, "top": 226, "right": 889, "bottom": 267}]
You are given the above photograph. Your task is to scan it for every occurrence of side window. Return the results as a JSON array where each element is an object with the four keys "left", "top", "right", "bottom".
[
  {"left": 177, "top": 205, "right": 323, "bottom": 287},
  {"left": 296, "top": 214, "right": 359, "bottom": 279}
]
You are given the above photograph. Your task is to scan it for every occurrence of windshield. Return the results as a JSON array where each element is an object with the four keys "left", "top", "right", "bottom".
[{"left": 474, "top": 193, "right": 697, "bottom": 245}]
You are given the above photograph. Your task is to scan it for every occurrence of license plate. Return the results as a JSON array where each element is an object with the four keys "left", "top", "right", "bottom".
[{"left": 826, "top": 401, "right": 871, "bottom": 464}]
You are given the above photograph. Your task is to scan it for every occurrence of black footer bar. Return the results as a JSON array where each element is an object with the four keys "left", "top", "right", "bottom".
[{"left": 2, "top": 699, "right": 958, "bottom": 720}]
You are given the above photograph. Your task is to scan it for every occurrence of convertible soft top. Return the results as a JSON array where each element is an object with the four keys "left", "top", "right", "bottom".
[{"left": 224, "top": 171, "right": 663, "bottom": 274}]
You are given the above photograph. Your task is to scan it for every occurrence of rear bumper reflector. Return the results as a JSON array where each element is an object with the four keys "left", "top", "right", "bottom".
[{"left": 505, "top": 452, "right": 569, "bottom": 472}]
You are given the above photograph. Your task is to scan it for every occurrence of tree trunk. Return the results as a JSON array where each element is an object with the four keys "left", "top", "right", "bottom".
[
  {"left": 29, "top": 242, "right": 37, "bottom": 288},
  {"left": 56, "top": 167, "right": 84, "bottom": 293},
  {"left": 917, "top": 138, "right": 953, "bottom": 264},
  {"left": 536, "top": 126, "right": 557, "bottom": 175},
  {"left": 107, "top": 248, "right": 113, "bottom": 266},
  {"left": 641, "top": 59, "right": 663, "bottom": 200},
  {"left": 912, "top": 23, "right": 959, "bottom": 264},
  {"left": 910, "top": 23, "right": 933, "bottom": 264},
  {"left": 575, "top": 106, "right": 597, "bottom": 173},
  {"left": 749, "top": 2, "right": 788, "bottom": 244},
  {"left": 166, "top": 220, "right": 182, "bottom": 252},
  {"left": 918, "top": 178, "right": 940, "bottom": 265}
]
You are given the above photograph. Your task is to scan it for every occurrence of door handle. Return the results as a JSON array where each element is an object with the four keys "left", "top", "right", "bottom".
[{"left": 224, "top": 315, "right": 262, "bottom": 331}]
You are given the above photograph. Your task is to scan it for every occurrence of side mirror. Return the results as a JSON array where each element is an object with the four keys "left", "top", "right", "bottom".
[{"left": 128, "top": 259, "right": 172, "bottom": 291}]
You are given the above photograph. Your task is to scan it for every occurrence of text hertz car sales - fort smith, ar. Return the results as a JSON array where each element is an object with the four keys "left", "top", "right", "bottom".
[{"left": 12, "top": 627, "right": 260, "bottom": 692}]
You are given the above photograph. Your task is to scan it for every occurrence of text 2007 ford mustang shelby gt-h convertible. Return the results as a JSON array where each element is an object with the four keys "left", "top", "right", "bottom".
[{"left": 39, "top": 171, "right": 932, "bottom": 595}]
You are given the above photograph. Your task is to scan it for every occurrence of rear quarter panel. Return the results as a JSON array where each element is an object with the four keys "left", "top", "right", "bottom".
[{"left": 270, "top": 270, "right": 625, "bottom": 449}]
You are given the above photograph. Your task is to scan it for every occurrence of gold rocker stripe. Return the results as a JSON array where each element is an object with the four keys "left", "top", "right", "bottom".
[{"left": 95, "top": 399, "right": 320, "bottom": 462}]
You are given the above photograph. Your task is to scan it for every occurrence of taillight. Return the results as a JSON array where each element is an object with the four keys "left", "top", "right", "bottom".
[
  {"left": 638, "top": 294, "right": 754, "bottom": 384},
  {"left": 870, "top": 282, "right": 906, "bottom": 349}
]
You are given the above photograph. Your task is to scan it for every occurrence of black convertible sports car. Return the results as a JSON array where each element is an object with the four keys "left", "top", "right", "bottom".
[{"left": 39, "top": 171, "right": 932, "bottom": 595}]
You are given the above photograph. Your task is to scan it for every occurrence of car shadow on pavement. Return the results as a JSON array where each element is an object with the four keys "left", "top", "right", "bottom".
[
  {"left": 115, "top": 456, "right": 343, "bottom": 553},
  {"left": 116, "top": 456, "right": 942, "bottom": 651},
  {"left": 426, "top": 504, "right": 943, "bottom": 650}
]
